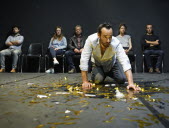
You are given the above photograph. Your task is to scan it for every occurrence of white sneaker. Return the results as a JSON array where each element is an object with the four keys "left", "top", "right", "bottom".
[
  {"left": 53, "top": 60, "right": 59, "bottom": 65},
  {"left": 51, "top": 68, "right": 54, "bottom": 73},
  {"left": 45, "top": 68, "right": 54, "bottom": 73}
]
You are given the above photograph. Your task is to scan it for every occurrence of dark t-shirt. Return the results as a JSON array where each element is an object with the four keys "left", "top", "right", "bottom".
[{"left": 141, "top": 34, "right": 161, "bottom": 50}]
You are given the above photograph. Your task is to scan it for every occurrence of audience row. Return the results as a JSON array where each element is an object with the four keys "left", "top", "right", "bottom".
[{"left": 0, "top": 24, "right": 164, "bottom": 73}]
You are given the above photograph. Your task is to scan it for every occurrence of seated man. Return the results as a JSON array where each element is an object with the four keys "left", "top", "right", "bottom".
[
  {"left": 80, "top": 23, "right": 140, "bottom": 91},
  {"left": 65, "top": 25, "right": 86, "bottom": 73},
  {"left": 0, "top": 26, "right": 24, "bottom": 73},
  {"left": 141, "top": 24, "right": 164, "bottom": 73}
]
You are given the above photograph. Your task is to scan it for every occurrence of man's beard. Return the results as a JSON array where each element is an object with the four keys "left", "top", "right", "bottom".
[
  {"left": 12, "top": 32, "right": 19, "bottom": 36},
  {"left": 101, "top": 42, "right": 110, "bottom": 48}
]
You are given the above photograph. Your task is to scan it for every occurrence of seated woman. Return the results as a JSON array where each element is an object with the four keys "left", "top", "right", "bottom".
[
  {"left": 46, "top": 26, "right": 67, "bottom": 73},
  {"left": 116, "top": 24, "right": 135, "bottom": 71}
]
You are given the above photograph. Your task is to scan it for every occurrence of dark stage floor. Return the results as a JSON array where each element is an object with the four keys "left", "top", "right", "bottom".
[{"left": 0, "top": 73, "right": 169, "bottom": 128}]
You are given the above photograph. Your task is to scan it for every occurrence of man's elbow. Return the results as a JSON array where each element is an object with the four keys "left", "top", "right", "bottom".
[{"left": 6, "top": 42, "right": 12, "bottom": 46}]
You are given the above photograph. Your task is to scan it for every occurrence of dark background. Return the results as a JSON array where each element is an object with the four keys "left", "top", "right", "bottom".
[{"left": 0, "top": 0, "right": 169, "bottom": 72}]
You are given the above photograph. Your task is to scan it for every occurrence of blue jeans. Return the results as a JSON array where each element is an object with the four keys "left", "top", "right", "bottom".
[
  {"left": 144, "top": 50, "right": 164, "bottom": 69},
  {"left": 0, "top": 48, "right": 21, "bottom": 69},
  {"left": 48, "top": 48, "right": 65, "bottom": 68},
  {"left": 49, "top": 48, "right": 64, "bottom": 58}
]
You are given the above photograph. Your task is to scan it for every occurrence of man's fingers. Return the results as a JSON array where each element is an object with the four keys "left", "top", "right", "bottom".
[
  {"left": 133, "top": 86, "right": 136, "bottom": 90},
  {"left": 136, "top": 87, "right": 141, "bottom": 91},
  {"left": 82, "top": 83, "right": 92, "bottom": 90},
  {"left": 131, "top": 86, "right": 136, "bottom": 90},
  {"left": 87, "top": 83, "right": 92, "bottom": 89},
  {"left": 127, "top": 85, "right": 137, "bottom": 91}
]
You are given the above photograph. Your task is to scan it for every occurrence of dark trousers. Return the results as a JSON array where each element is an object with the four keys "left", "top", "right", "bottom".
[
  {"left": 144, "top": 50, "right": 164, "bottom": 69},
  {"left": 91, "top": 60, "right": 126, "bottom": 84},
  {"left": 65, "top": 50, "right": 81, "bottom": 70}
]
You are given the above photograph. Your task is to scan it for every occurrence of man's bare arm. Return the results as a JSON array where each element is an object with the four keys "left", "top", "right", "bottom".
[
  {"left": 6, "top": 42, "right": 13, "bottom": 46},
  {"left": 81, "top": 71, "right": 92, "bottom": 89},
  {"left": 125, "top": 69, "right": 140, "bottom": 91},
  {"left": 81, "top": 71, "right": 88, "bottom": 82},
  {"left": 145, "top": 40, "right": 159, "bottom": 45},
  {"left": 11, "top": 41, "right": 20, "bottom": 45},
  {"left": 125, "top": 69, "right": 134, "bottom": 85}
]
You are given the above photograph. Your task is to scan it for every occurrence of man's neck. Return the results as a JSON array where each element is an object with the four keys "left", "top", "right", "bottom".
[
  {"left": 100, "top": 42, "right": 108, "bottom": 57},
  {"left": 120, "top": 33, "right": 125, "bottom": 36},
  {"left": 76, "top": 34, "right": 81, "bottom": 37},
  {"left": 13, "top": 33, "right": 20, "bottom": 36},
  {"left": 147, "top": 33, "right": 152, "bottom": 35}
]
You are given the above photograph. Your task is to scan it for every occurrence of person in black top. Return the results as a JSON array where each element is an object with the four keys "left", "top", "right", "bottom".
[
  {"left": 65, "top": 25, "right": 86, "bottom": 73},
  {"left": 141, "top": 24, "right": 164, "bottom": 73}
]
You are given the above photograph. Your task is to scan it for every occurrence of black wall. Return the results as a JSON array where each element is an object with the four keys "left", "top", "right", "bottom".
[{"left": 0, "top": 0, "right": 169, "bottom": 72}]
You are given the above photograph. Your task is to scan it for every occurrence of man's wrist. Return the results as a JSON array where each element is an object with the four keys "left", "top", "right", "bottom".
[
  {"left": 128, "top": 81, "right": 134, "bottom": 85},
  {"left": 83, "top": 80, "right": 88, "bottom": 83}
]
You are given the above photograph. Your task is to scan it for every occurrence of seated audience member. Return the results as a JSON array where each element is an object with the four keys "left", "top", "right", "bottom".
[
  {"left": 65, "top": 25, "right": 86, "bottom": 73},
  {"left": 0, "top": 26, "right": 24, "bottom": 73},
  {"left": 45, "top": 26, "right": 67, "bottom": 73},
  {"left": 141, "top": 24, "right": 164, "bottom": 73},
  {"left": 116, "top": 24, "right": 135, "bottom": 71}
]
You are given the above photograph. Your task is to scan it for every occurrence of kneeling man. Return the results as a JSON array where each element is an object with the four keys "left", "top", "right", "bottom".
[{"left": 80, "top": 23, "right": 140, "bottom": 91}]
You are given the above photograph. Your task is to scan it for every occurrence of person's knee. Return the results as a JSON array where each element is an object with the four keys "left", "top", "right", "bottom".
[
  {"left": 13, "top": 51, "right": 19, "bottom": 55},
  {"left": 0, "top": 51, "right": 6, "bottom": 56},
  {"left": 55, "top": 50, "right": 62, "bottom": 55},
  {"left": 65, "top": 51, "right": 70, "bottom": 56},
  {"left": 12, "top": 51, "right": 20, "bottom": 56},
  {"left": 158, "top": 50, "right": 164, "bottom": 56},
  {"left": 92, "top": 73, "right": 104, "bottom": 84},
  {"left": 144, "top": 50, "right": 150, "bottom": 55}
]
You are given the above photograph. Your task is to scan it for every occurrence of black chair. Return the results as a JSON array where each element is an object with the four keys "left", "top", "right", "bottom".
[
  {"left": 142, "top": 54, "right": 164, "bottom": 73},
  {"left": 127, "top": 53, "right": 137, "bottom": 73},
  {"left": 123, "top": 47, "right": 137, "bottom": 73},
  {"left": 17, "top": 54, "right": 22, "bottom": 72},
  {"left": 45, "top": 49, "right": 66, "bottom": 73},
  {"left": 21, "top": 43, "right": 43, "bottom": 72}
]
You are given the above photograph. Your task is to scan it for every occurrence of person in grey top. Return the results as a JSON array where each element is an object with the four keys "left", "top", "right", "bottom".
[
  {"left": 0, "top": 26, "right": 24, "bottom": 73},
  {"left": 45, "top": 26, "right": 67, "bottom": 73},
  {"left": 116, "top": 24, "right": 135, "bottom": 71},
  {"left": 116, "top": 24, "right": 133, "bottom": 54}
]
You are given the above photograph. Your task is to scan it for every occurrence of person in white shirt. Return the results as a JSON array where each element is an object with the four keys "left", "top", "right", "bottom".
[{"left": 80, "top": 23, "right": 140, "bottom": 91}]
